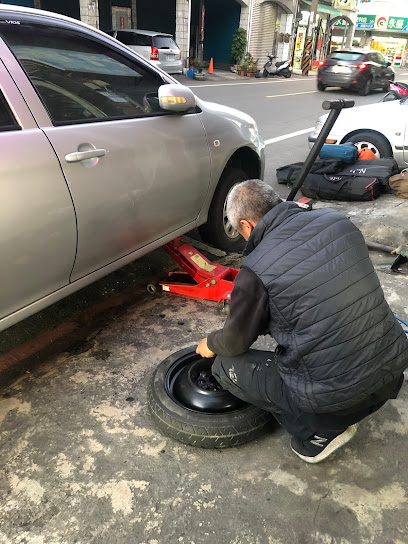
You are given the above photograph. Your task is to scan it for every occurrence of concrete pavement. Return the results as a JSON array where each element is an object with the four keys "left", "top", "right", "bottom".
[{"left": 0, "top": 240, "right": 407, "bottom": 544}]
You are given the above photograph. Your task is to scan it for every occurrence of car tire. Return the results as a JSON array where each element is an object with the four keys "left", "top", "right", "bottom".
[
  {"left": 147, "top": 347, "right": 275, "bottom": 449},
  {"left": 346, "top": 131, "right": 393, "bottom": 158},
  {"left": 199, "top": 167, "right": 248, "bottom": 252},
  {"left": 358, "top": 77, "right": 372, "bottom": 96},
  {"left": 317, "top": 81, "right": 326, "bottom": 91}
]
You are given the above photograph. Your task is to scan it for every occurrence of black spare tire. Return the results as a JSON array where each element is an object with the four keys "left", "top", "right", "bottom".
[{"left": 147, "top": 347, "right": 275, "bottom": 448}]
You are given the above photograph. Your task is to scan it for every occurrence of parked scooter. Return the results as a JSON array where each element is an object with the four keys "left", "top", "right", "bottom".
[
  {"left": 257, "top": 54, "right": 292, "bottom": 78},
  {"left": 381, "top": 80, "right": 408, "bottom": 102}
]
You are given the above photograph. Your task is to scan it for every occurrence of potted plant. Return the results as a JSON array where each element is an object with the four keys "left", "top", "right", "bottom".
[
  {"left": 242, "top": 52, "right": 257, "bottom": 77},
  {"left": 230, "top": 27, "right": 247, "bottom": 72},
  {"left": 193, "top": 59, "right": 205, "bottom": 80},
  {"left": 237, "top": 64, "right": 246, "bottom": 77}
]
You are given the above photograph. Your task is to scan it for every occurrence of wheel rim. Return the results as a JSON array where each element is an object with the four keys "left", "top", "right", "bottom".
[
  {"left": 352, "top": 141, "right": 381, "bottom": 158},
  {"left": 165, "top": 351, "right": 246, "bottom": 413},
  {"left": 223, "top": 185, "right": 241, "bottom": 240}
]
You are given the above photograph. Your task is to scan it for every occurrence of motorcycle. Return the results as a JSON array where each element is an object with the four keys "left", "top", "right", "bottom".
[
  {"left": 381, "top": 80, "right": 408, "bottom": 102},
  {"left": 257, "top": 54, "right": 292, "bottom": 79}
]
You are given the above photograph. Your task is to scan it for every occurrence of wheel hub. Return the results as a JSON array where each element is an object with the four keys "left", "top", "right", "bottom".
[
  {"left": 166, "top": 352, "right": 246, "bottom": 413},
  {"left": 353, "top": 141, "right": 380, "bottom": 158}
]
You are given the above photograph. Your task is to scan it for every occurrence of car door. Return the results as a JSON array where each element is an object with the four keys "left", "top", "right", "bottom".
[
  {"left": 0, "top": 16, "right": 211, "bottom": 282},
  {"left": 0, "top": 52, "right": 76, "bottom": 323}
]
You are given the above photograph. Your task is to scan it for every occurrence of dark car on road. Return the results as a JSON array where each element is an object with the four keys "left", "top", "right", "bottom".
[{"left": 317, "top": 49, "right": 394, "bottom": 96}]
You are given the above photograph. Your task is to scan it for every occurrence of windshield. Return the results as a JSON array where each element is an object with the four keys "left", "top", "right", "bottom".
[
  {"left": 329, "top": 52, "right": 365, "bottom": 62},
  {"left": 153, "top": 36, "right": 178, "bottom": 50}
]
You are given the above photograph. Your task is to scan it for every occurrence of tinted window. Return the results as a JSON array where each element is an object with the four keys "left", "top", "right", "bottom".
[
  {"left": 136, "top": 34, "right": 153, "bottom": 46},
  {"left": 0, "top": 92, "right": 19, "bottom": 132},
  {"left": 375, "top": 52, "right": 386, "bottom": 64},
  {"left": 153, "top": 36, "right": 178, "bottom": 50},
  {"left": 114, "top": 32, "right": 152, "bottom": 46},
  {"left": 1, "top": 23, "right": 168, "bottom": 125},
  {"left": 329, "top": 52, "right": 365, "bottom": 62}
]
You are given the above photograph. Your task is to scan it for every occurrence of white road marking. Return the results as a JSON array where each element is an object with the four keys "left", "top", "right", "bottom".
[
  {"left": 266, "top": 90, "right": 319, "bottom": 98},
  {"left": 264, "top": 127, "right": 315, "bottom": 146},
  {"left": 187, "top": 78, "right": 312, "bottom": 89}
]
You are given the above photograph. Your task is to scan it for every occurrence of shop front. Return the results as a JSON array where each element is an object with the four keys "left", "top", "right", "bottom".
[{"left": 333, "top": 14, "right": 408, "bottom": 66}]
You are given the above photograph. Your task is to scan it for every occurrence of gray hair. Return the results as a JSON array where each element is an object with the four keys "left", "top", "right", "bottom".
[{"left": 226, "top": 180, "right": 283, "bottom": 231}]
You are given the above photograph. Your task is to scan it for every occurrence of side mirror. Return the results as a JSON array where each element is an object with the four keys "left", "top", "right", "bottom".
[
  {"left": 386, "top": 61, "right": 392, "bottom": 67},
  {"left": 158, "top": 84, "right": 196, "bottom": 112}
]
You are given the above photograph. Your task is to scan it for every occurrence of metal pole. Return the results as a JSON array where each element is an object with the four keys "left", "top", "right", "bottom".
[
  {"left": 247, "top": 0, "right": 254, "bottom": 54},
  {"left": 187, "top": 0, "right": 192, "bottom": 63},
  {"left": 301, "top": 0, "right": 318, "bottom": 76}
]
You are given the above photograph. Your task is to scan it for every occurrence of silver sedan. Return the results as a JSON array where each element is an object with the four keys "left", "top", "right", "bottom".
[{"left": 0, "top": 5, "right": 264, "bottom": 332}]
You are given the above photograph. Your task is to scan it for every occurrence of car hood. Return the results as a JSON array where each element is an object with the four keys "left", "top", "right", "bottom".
[{"left": 198, "top": 98, "right": 258, "bottom": 128}]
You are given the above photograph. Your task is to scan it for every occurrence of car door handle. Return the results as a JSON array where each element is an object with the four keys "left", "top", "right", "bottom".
[{"left": 65, "top": 149, "right": 107, "bottom": 163}]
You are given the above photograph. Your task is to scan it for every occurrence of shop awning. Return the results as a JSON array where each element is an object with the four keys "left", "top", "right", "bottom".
[{"left": 301, "top": 0, "right": 342, "bottom": 17}]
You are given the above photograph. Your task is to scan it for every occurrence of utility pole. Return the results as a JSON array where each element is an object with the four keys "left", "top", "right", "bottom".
[{"left": 301, "top": 0, "right": 318, "bottom": 76}]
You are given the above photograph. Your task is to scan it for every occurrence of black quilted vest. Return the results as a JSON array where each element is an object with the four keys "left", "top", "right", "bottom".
[{"left": 243, "top": 202, "right": 408, "bottom": 413}]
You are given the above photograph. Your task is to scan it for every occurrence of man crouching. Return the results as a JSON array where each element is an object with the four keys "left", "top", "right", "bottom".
[{"left": 197, "top": 180, "right": 408, "bottom": 463}]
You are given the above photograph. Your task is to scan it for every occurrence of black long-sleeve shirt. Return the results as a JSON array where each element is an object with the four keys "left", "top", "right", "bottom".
[{"left": 207, "top": 266, "right": 269, "bottom": 357}]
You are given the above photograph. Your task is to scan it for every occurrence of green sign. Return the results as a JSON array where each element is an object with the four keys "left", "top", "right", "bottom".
[
  {"left": 335, "top": 15, "right": 408, "bottom": 32},
  {"left": 335, "top": 15, "right": 375, "bottom": 29},
  {"left": 387, "top": 17, "right": 408, "bottom": 31}
]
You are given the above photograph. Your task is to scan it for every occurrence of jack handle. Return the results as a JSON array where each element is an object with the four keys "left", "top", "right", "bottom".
[{"left": 286, "top": 99, "right": 355, "bottom": 202}]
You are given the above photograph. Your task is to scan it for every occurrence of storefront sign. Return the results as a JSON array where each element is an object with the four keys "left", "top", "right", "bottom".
[
  {"left": 336, "top": 14, "right": 408, "bottom": 32},
  {"left": 334, "top": 15, "right": 375, "bottom": 29},
  {"left": 387, "top": 16, "right": 408, "bottom": 32}
]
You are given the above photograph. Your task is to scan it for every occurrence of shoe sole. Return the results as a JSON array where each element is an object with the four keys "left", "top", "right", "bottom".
[{"left": 291, "top": 423, "right": 358, "bottom": 464}]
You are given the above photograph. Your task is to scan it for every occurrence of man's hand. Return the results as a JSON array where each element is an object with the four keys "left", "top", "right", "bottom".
[{"left": 196, "top": 338, "right": 216, "bottom": 358}]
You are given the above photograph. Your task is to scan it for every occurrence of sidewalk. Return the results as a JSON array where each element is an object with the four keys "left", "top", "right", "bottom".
[{"left": 313, "top": 194, "right": 408, "bottom": 247}]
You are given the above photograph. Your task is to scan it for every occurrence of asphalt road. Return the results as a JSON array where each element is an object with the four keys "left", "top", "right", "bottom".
[{"left": 185, "top": 73, "right": 392, "bottom": 197}]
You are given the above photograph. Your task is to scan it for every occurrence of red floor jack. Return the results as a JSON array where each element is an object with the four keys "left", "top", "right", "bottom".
[{"left": 154, "top": 99, "right": 355, "bottom": 304}]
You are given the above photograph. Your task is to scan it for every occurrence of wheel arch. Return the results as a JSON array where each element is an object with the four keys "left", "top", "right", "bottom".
[
  {"left": 340, "top": 128, "right": 393, "bottom": 151},
  {"left": 222, "top": 146, "right": 262, "bottom": 180}
]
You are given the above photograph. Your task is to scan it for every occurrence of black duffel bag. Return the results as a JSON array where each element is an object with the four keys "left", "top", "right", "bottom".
[
  {"left": 276, "top": 159, "right": 345, "bottom": 184},
  {"left": 337, "top": 158, "right": 399, "bottom": 194},
  {"left": 301, "top": 173, "right": 381, "bottom": 201}
]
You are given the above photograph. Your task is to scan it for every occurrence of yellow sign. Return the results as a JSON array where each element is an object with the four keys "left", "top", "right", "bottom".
[{"left": 334, "top": 0, "right": 354, "bottom": 10}]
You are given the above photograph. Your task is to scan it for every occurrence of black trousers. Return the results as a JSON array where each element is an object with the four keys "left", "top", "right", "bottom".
[{"left": 212, "top": 349, "right": 399, "bottom": 440}]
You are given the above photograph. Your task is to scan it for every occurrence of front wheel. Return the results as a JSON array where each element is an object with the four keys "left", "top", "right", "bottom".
[
  {"left": 198, "top": 167, "right": 248, "bottom": 252},
  {"left": 345, "top": 131, "right": 392, "bottom": 158},
  {"left": 263, "top": 68, "right": 269, "bottom": 78}
]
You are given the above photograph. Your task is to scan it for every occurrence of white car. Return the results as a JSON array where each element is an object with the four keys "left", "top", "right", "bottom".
[
  {"left": 107, "top": 29, "right": 182, "bottom": 74},
  {"left": 309, "top": 99, "right": 408, "bottom": 168}
]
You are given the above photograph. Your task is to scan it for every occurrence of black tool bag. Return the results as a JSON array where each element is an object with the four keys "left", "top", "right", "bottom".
[
  {"left": 276, "top": 159, "right": 345, "bottom": 184},
  {"left": 301, "top": 173, "right": 381, "bottom": 201},
  {"left": 337, "top": 159, "right": 399, "bottom": 194}
]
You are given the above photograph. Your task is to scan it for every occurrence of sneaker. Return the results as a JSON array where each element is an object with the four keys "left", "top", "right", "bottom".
[{"left": 290, "top": 424, "right": 358, "bottom": 464}]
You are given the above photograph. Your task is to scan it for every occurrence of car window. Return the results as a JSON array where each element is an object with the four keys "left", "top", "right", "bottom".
[
  {"left": 329, "top": 52, "right": 365, "bottom": 62},
  {"left": 135, "top": 34, "right": 153, "bottom": 46},
  {"left": 0, "top": 22, "right": 169, "bottom": 125},
  {"left": 375, "top": 53, "right": 386, "bottom": 65},
  {"left": 0, "top": 91, "right": 20, "bottom": 132},
  {"left": 153, "top": 36, "right": 178, "bottom": 50}
]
